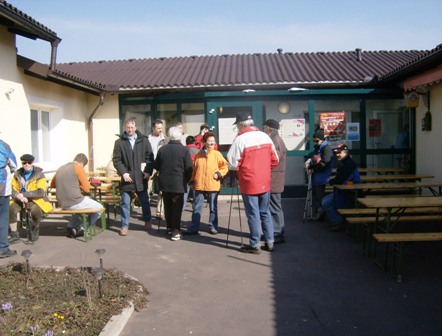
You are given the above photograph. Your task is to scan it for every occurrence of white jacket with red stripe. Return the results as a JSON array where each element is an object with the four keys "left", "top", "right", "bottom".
[{"left": 227, "top": 126, "right": 279, "bottom": 195}]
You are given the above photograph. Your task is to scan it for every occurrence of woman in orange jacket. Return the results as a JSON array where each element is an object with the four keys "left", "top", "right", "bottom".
[{"left": 185, "top": 132, "right": 228, "bottom": 235}]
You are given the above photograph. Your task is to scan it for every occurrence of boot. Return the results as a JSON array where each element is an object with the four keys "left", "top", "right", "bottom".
[{"left": 31, "top": 223, "right": 40, "bottom": 242}]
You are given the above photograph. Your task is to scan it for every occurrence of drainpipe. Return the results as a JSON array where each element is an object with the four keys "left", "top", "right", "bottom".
[
  {"left": 88, "top": 92, "right": 106, "bottom": 171},
  {"left": 49, "top": 39, "right": 60, "bottom": 71}
]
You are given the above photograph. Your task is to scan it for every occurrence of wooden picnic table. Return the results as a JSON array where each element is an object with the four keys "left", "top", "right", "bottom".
[
  {"left": 334, "top": 181, "right": 442, "bottom": 196},
  {"left": 333, "top": 167, "right": 406, "bottom": 175},
  {"left": 360, "top": 174, "right": 434, "bottom": 183}
]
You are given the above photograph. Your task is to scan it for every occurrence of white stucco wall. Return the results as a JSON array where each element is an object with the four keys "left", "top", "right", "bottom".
[{"left": 415, "top": 83, "right": 442, "bottom": 181}]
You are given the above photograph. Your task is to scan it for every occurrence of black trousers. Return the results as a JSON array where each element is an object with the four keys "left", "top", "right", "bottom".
[
  {"left": 162, "top": 192, "right": 184, "bottom": 230},
  {"left": 312, "top": 184, "right": 326, "bottom": 213}
]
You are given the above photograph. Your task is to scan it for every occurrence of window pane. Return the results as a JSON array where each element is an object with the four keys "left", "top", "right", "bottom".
[
  {"left": 122, "top": 104, "right": 151, "bottom": 136},
  {"left": 157, "top": 104, "right": 177, "bottom": 133},
  {"left": 181, "top": 103, "right": 204, "bottom": 137},
  {"left": 42, "top": 111, "right": 50, "bottom": 161},
  {"left": 30, "top": 109, "right": 39, "bottom": 161}
]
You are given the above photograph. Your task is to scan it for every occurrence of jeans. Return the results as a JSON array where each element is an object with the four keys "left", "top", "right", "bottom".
[
  {"left": 269, "top": 193, "right": 284, "bottom": 236},
  {"left": 188, "top": 191, "right": 219, "bottom": 232},
  {"left": 241, "top": 192, "right": 274, "bottom": 248},
  {"left": 120, "top": 190, "right": 151, "bottom": 228},
  {"left": 182, "top": 185, "right": 194, "bottom": 211},
  {"left": 0, "top": 196, "right": 10, "bottom": 253},
  {"left": 65, "top": 197, "right": 103, "bottom": 229},
  {"left": 321, "top": 193, "right": 342, "bottom": 225}
]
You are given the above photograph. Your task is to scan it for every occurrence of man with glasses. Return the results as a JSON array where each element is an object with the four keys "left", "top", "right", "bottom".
[
  {"left": 9, "top": 154, "right": 52, "bottom": 243},
  {"left": 305, "top": 129, "right": 334, "bottom": 221}
]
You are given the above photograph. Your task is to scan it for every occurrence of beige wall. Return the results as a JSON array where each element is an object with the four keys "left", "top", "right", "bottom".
[{"left": 415, "top": 83, "right": 442, "bottom": 181}]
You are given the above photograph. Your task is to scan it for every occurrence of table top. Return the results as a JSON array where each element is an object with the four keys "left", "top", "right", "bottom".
[
  {"left": 357, "top": 196, "right": 442, "bottom": 208},
  {"left": 334, "top": 181, "right": 442, "bottom": 191},
  {"left": 360, "top": 174, "right": 434, "bottom": 183},
  {"left": 332, "top": 167, "right": 406, "bottom": 174}
]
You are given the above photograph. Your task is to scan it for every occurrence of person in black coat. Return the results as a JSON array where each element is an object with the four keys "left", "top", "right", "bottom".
[
  {"left": 113, "top": 119, "right": 154, "bottom": 236},
  {"left": 154, "top": 127, "right": 193, "bottom": 241}
]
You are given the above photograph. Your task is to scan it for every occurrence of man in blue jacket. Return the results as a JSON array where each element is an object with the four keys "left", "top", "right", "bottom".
[{"left": 322, "top": 144, "right": 361, "bottom": 232}]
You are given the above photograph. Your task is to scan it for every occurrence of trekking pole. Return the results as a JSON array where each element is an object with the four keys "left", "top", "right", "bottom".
[
  {"left": 303, "top": 172, "right": 313, "bottom": 222},
  {"left": 21, "top": 204, "right": 33, "bottom": 243}
]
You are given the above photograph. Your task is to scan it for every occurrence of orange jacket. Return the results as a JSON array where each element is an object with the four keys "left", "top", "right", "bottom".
[{"left": 191, "top": 148, "right": 228, "bottom": 192}]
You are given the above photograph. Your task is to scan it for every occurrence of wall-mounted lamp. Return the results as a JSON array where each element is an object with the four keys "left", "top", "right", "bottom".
[
  {"left": 288, "top": 87, "right": 307, "bottom": 92},
  {"left": 278, "top": 102, "right": 291, "bottom": 114},
  {"left": 209, "top": 109, "right": 215, "bottom": 114},
  {"left": 242, "top": 89, "right": 255, "bottom": 93}
]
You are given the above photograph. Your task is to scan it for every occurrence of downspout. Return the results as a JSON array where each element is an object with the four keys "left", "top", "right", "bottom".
[
  {"left": 49, "top": 39, "right": 60, "bottom": 71},
  {"left": 88, "top": 92, "right": 106, "bottom": 171}
]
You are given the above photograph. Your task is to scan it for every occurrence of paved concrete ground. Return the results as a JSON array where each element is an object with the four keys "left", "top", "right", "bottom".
[{"left": 2, "top": 197, "right": 442, "bottom": 336}]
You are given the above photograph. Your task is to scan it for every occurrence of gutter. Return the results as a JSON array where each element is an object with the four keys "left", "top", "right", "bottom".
[{"left": 88, "top": 92, "right": 106, "bottom": 171}]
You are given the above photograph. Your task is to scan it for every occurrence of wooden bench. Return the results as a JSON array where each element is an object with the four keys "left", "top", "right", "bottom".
[
  {"left": 372, "top": 232, "right": 442, "bottom": 282},
  {"left": 49, "top": 208, "right": 106, "bottom": 242}
]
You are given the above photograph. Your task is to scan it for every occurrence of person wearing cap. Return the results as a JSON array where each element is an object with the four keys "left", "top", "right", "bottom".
[
  {"left": 8, "top": 154, "right": 53, "bottom": 243},
  {"left": 321, "top": 144, "right": 361, "bottom": 231},
  {"left": 304, "top": 128, "right": 334, "bottom": 221},
  {"left": 227, "top": 112, "right": 279, "bottom": 254},
  {"left": 0, "top": 138, "right": 17, "bottom": 258},
  {"left": 263, "top": 119, "right": 287, "bottom": 244},
  {"left": 51, "top": 153, "right": 104, "bottom": 238}
]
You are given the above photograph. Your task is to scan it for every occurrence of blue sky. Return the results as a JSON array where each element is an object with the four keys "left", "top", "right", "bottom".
[{"left": 13, "top": 0, "right": 442, "bottom": 64}]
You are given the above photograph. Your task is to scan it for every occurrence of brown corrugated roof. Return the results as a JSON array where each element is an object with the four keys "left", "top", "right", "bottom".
[
  {"left": 55, "top": 50, "right": 427, "bottom": 92},
  {"left": 0, "top": 0, "right": 60, "bottom": 43}
]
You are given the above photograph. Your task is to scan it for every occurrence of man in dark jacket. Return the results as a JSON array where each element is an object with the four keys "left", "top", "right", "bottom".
[
  {"left": 322, "top": 144, "right": 361, "bottom": 231},
  {"left": 113, "top": 119, "right": 154, "bottom": 236},
  {"left": 263, "top": 119, "right": 287, "bottom": 244},
  {"left": 154, "top": 127, "right": 193, "bottom": 241},
  {"left": 305, "top": 129, "right": 333, "bottom": 220}
]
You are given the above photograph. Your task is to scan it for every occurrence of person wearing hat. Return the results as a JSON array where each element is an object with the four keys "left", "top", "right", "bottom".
[
  {"left": 321, "top": 144, "right": 361, "bottom": 231},
  {"left": 8, "top": 154, "right": 52, "bottom": 243},
  {"left": 0, "top": 138, "right": 17, "bottom": 258},
  {"left": 194, "top": 123, "right": 210, "bottom": 149},
  {"left": 227, "top": 112, "right": 279, "bottom": 254},
  {"left": 304, "top": 128, "right": 334, "bottom": 221},
  {"left": 263, "top": 119, "right": 287, "bottom": 244}
]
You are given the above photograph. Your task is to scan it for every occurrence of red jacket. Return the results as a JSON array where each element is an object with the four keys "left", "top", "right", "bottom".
[{"left": 227, "top": 126, "right": 278, "bottom": 195}]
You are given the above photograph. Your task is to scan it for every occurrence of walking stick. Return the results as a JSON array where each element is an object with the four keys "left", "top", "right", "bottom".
[
  {"left": 303, "top": 172, "right": 313, "bottom": 222},
  {"left": 20, "top": 204, "right": 33, "bottom": 243},
  {"left": 226, "top": 171, "right": 243, "bottom": 247}
]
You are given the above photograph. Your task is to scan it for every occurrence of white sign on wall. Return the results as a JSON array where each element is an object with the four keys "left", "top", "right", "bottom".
[
  {"left": 218, "top": 118, "right": 238, "bottom": 145},
  {"left": 280, "top": 119, "right": 306, "bottom": 150}
]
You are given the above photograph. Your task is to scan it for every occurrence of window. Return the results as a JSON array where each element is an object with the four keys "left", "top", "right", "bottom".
[{"left": 31, "top": 109, "right": 51, "bottom": 162}]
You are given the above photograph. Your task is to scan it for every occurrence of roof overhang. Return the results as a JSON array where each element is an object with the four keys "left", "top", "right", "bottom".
[{"left": 404, "top": 67, "right": 442, "bottom": 92}]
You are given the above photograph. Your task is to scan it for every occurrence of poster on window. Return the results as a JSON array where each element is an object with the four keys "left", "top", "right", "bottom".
[
  {"left": 218, "top": 118, "right": 238, "bottom": 145},
  {"left": 279, "top": 119, "right": 306, "bottom": 150},
  {"left": 346, "top": 122, "right": 360, "bottom": 141},
  {"left": 319, "top": 112, "right": 346, "bottom": 141},
  {"left": 369, "top": 118, "right": 382, "bottom": 137}
]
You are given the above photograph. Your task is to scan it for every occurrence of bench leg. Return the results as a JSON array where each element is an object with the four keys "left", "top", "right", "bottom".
[{"left": 392, "top": 242, "right": 410, "bottom": 283}]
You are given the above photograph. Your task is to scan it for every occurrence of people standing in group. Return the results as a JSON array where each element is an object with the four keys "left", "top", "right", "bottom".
[
  {"left": 153, "top": 127, "right": 193, "bottom": 241},
  {"left": 113, "top": 119, "right": 154, "bottom": 236},
  {"left": 227, "top": 112, "right": 279, "bottom": 254},
  {"left": 0, "top": 138, "right": 17, "bottom": 258},
  {"left": 50, "top": 153, "right": 103, "bottom": 239},
  {"left": 263, "top": 119, "right": 287, "bottom": 244},
  {"left": 183, "top": 135, "right": 199, "bottom": 210},
  {"left": 185, "top": 131, "right": 228, "bottom": 235},
  {"left": 147, "top": 119, "right": 166, "bottom": 219},
  {"left": 304, "top": 129, "right": 333, "bottom": 221},
  {"left": 322, "top": 144, "right": 361, "bottom": 232},
  {"left": 9, "top": 154, "right": 52, "bottom": 243}
]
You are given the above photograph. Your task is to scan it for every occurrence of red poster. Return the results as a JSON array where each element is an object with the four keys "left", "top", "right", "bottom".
[
  {"left": 369, "top": 119, "right": 382, "bottom": 137},
  {"left": 319, "top": 112, "right": 346, "bottom": 141}
]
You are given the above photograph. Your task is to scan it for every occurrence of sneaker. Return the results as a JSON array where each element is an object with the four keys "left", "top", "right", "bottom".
[
  {"left": 8, "top": 231, "right": 20, "bottom": 244},
  {"left": 274, "top": 235, "right": 285, "bottom": 244},
  {"left": 144, "top": 222, "right": 152, "bottom": 230},
  {"left": 239, "top": 245, "right": 261, "bottom": 254},
  {"left": 170, "top": 233, "right": 182, "bottom": 241},
  {"left": 209, "top": 228, "right": 218, "bottom": 235},
  {"left": 0, "top": 249, "right": 17, "bottom": 259},
  {"left": 262, "top": 242, "right": 274, "bottom": 252},
  {"left": 119, "top": 227, "right": 128, "bottom": 236},
  {"left": 329, "top": 223, "right": 345, "bottom": 232},
  {"left": 66, "top": 228, "right": 77, "bottom": 238},
  {"left": 76, "top": 228, "right": 85, "bottom": 238}
]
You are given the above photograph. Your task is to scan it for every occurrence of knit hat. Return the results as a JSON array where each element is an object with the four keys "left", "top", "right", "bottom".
[
  {"left": 20, "top": 154, "right": 35, "bottom": 162},
  {"left": 313, "top": 129, "right": 325, "bottom": 140},
  {"left": 263, "top": 119, "right": 280, "bottom": 130},
  {"left": 233, "top": 111, "right": 252, "bottom": 125}
]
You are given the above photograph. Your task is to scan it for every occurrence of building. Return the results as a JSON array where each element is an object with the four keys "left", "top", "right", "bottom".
[{"left": 1, "top": 0, "right": 441, "bottom": 195}]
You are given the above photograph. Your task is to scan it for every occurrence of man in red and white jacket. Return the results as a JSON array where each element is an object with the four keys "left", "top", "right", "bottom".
[{"left": 227, "top": 112, "right": 279, "bottom": 254}]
